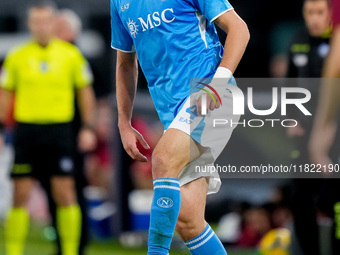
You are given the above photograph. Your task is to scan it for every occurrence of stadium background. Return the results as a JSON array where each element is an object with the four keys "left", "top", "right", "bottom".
[{"left": 0, "top": 0, "right": 332, "bottom": 254}]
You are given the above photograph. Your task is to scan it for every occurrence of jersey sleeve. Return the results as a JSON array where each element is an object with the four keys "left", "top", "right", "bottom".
[
  {"left": 73, "top": 49, "right": 94, "bottom": 89},
  {"left": 0, "top": 51, "right": 17, "bottom": 91},
  {"left": 110, "top": 0, "right": 135, "bottom": 52},
  {"left": 192, "top": 0, "right": 234, "bottom": 22}
]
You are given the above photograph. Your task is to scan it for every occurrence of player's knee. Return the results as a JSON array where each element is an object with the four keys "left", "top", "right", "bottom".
[
  {"left": 152, "top": 144, "right": 190, "bottom": 179},
  {"left": 13, "top": 193, "right": 29, "bottom": 208},
  {"left": 54, "top": 191, "right": 76, "bottom": 207},
  {"left": 151, "top": 149, "right": 174, "bottom": 179},
  {"left": 52, "top": 185, "right": 76, "bottom": 206},
  {"left": 12, "top": 179, "right": 33, "bottom": 207}
]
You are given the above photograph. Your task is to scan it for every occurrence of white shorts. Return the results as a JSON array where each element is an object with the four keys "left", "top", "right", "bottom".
[{"left": 167, "top": 84, "right": 240, "bottom": 195}]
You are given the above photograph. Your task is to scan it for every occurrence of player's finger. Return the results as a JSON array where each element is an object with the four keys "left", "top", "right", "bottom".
[
  {"left": 125, "top": 146, "right": 135, "bottom": 158},
  {"left": 124, "top": 141, "right": 147, "bottom": 161},
  {"left": 130, "top": 146, "right": 148, "bottom": 162},
  {"left": 209, "top": 97, "right": 215, "bottom": 111},
  {"left": 196, "top": 97, "right": 202, "bottom": 115},
  {"left": 215, "top": 96, "right": 221, "bottom": 108},
  {"left": 136, "top": 132, "right": 150, "bottom": 149}
]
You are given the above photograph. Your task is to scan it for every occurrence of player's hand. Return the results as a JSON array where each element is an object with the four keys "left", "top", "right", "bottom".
[
  {"left": 286, "top": 122, "right": 305, "bottom": 138},
  {"left": 78, "top": 127, "right": 97, "bottom": 152},
  {"left": 118, "top": 123, "right": 150, "bottom": 162},
  {"left": 194, "top": 67, "right": 233, "bottom": 116},
  {"left": 196, "top": 92, "right": 221, "bottom": 116}
]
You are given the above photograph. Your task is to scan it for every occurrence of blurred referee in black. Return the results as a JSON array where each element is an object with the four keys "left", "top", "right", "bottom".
[
  {"left": 0, "top": 1, "right": 96, "bottom": 255},
  {"left": 46, "top": 9, "right": 93, "bottom": 255}
]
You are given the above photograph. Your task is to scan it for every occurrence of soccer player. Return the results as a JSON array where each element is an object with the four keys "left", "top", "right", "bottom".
[
  {"left": 285, "top": 0, "right": 332, "bottom": 254},
  {"left": 0, "top": 1, "right": 96, "bottom": 255},
  {"left": 111, "top": 0, "right": 249, "bottom": 254}
]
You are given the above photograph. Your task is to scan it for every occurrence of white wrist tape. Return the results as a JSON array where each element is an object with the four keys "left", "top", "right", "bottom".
[{"left": 213, "top": 67, "right": 233, "bottom": 79}]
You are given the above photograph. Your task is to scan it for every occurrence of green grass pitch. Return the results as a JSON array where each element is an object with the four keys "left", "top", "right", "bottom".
[{"left": 0, "top": 222, "right": 257, "bottom": 255}]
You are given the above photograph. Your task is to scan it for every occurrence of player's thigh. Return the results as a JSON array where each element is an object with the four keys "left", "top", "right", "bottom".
[
  {"left": 152, "top": 128, "right": 204, "bottom": 178},
  {"left": 50, "top": 176, "right": 76, "bottom": 206},
  {"left": 12, "top": 177, "right": 35, "bottom": 207},
  {"left": 176, "top": 177, "right": 209, "bottom": 241}
]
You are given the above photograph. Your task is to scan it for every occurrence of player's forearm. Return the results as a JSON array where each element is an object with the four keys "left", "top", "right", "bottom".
[
  {"left": 309, "top": 26, "right": 340, "bottom": 158},
  {"left": 116, "top": 52, "right": 138, "bottom": 128},
  {"left": 314, "top": 79, "right": 340, "bottom": 130},
  {"left": 315, "top": 26, "right": 340, "bottom": 127},
  {"left": 216, "top": 12, "right": 250, "bottom": 73},
  {"left": 77, "top": 86, "right": 96, "bottom": 128}
]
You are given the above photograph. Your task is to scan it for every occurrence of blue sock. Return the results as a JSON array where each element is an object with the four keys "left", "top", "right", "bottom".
[
  {"left": 147, "top": 178, "right": 181, "bottom": 255},
  {"left": 184, "top": 224, "right": 227, "bottom": 255}
]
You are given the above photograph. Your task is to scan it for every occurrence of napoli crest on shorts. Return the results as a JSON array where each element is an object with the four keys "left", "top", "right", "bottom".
[{"left": 157, "top": 197, "right": 174, "bottom": 208}]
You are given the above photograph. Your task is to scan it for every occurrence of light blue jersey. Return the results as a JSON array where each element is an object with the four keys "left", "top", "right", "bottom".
[{"left": 111, "top": 0, "right": 233, "bottom": 129}]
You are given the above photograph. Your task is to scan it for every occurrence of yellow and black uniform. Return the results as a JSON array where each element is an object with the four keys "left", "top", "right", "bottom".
[
  {"left": 286, "top": 28, "right": 340, "bottom": 255},
  {"left": 0, "top": 38, "right": 93, "bottom": 177},
  {"left": 286, "top": 27, "right": 331, "bottom": 133},
  {"left": 0, "top": 38, "right": 92, "bottom": 123}
]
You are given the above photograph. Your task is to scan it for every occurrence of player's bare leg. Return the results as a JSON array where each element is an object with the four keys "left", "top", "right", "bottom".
[
  {"left": 12, "top": 178, "right": 35, "bottom": 207},
  {"left": 148, "top": 128, "right": 200, "bottom": 254},
  {"left": 51, "top": 176, "right": 77, "bottom": 206},
  {"left": 176, "top": 177, "right": 208, "bottom": 240},
  {"left": 152, "top": 128, "right": 202, "bottom": 179},
  {"left": 177, "top": 178, "right": 227, "bottom": 254},
  {"left": 149, "top": 128, "right": 226, "bottom": 254}
]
